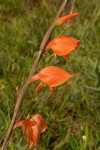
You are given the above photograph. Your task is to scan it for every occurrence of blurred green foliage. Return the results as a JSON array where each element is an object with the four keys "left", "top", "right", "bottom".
[{"left": 0, "top": 0, "right": 100, "bottom": 149}]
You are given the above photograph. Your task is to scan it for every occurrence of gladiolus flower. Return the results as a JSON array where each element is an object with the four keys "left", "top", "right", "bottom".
[
  {"left": 45, "top": 36, "right": 80, "bottom": 61},
  {"left": 14, "top": 114, "right": 48, "bottom": 149},
  {"left": 57, "top": 12, "right": 80, "bottom": 26},
  {"left": 31, "top": 66, "right": 72, "bottom": 95}
]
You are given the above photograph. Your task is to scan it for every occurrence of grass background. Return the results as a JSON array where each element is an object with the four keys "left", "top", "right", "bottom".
[{"left": 0, "top": 0, "right": 100, "bottom": 149}]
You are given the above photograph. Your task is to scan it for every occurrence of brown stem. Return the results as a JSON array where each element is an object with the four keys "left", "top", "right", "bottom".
[{"left": 1, "top": 0, "right": 69, "bottom": 149}]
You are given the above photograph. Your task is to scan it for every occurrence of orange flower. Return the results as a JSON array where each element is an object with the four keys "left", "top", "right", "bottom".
[
  {"left": 45, "top": 36, "right": 80, "bottom": 61},
  {"left": 57, "top": 12, "right": 80, "bottom": 25},
  {"left": 31, "top": 66, "right": 72, "bottom": 95},
  {"left": 14, "top": 114, "right": 48, "bottom": 149}
]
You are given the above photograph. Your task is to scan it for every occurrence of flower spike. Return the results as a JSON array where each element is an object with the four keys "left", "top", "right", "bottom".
[
  {"left": 31, "top": 66, "right": 72, "bottom": 95},
  {"left": 45, "top": 36, "right": 80, "bottom": 61},
  {"left": 57, "top": 12, "right": 80, "bottom": 26}
]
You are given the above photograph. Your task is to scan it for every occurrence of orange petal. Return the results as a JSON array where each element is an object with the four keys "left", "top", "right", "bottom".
[
  {"left": 31, "top": 123, "right": 40, "bottom": 148},
  {"left": 14, "top": 120, "right": 24, "bottom": 129},
  {"left": 39, "top": 66, "right": 72, "bottom": 87},
  {"left": 63, "top": 55, "right": 70, "bottom": 61},
  {"left": 57, "top": 12, "right": 80, "bottom": 25},
  {"left": 36, "top": 82, "right": 45, "bottom": 94},
  {"left": 45, "top": 36, "right": 80, "bottom": 59},
  {"left": 26, "top": 127, "right": 34, "bottom": 148},
  {"left": 24, "top": 123, "right": 39, "bottom": 148},
  {"left": 50, "top": 87, "right": 56, "bottom": 96},
  {"left": 32, "top": 114, "right": 48, "bottom": 133}
]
